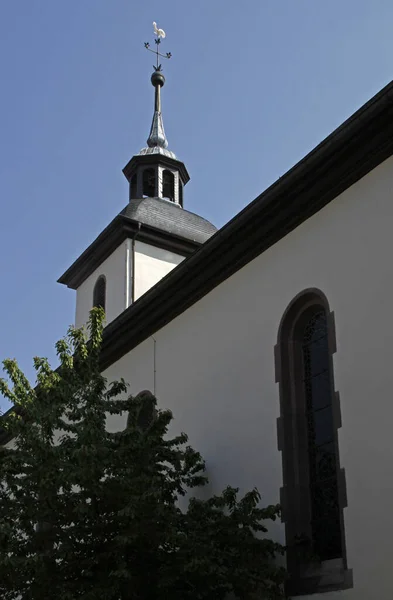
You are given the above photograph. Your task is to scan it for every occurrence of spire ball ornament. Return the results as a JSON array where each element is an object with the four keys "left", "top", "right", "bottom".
[
  {"left": 153, "top": 21, "right": 166, "bottom": 39},
  {"left": 151, "top": 70, "right": 165, "bottom": 88}
]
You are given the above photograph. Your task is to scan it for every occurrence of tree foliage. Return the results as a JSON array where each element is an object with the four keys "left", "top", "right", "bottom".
[{"left": 0, "top": 309, "right": 286, "bottom": 599}]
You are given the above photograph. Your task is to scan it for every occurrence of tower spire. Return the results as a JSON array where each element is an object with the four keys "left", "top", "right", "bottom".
[
  {"left": 144, "top": 23, "right": 172, "bottom": 150},
  {"left": 123, "top": 23, "right": 190, "bottom": 204},
  {"left": 147, "top": 71, "right": 168, "bottom": 149}
]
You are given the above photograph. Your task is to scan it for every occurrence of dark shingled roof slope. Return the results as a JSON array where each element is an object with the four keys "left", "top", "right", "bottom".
[
  {"left": 57, "top": 197, "right": 217, "bottom": 289},
  {"left": 120, "top": 197, "right": 217, "bottom": 244}
]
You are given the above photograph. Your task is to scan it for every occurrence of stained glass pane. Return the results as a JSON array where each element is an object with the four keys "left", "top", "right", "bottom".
[
  {"left": 302, "top": 309, "right": 342, "bottom": 561},
  {"left": 314, "top": 442, "right": 336, "bottom": 481},
  {"left": 303, "top": 311, "right": 327, "bottom": 344},
  {"left": 309, "top": 339, "right": 329, "bottom": 377},
  {"left": 313, "top": 407, "right": 334, "bottom": 446},
  {"left": 305, "top": 370, "right": 331, "bottom": 411},
  {"left": 311, "top": 479, "right": 342, "bottom": 559}
]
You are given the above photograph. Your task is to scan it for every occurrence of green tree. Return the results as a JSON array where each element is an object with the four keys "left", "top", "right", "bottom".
[{"left": 0, "top": 308, "right": 286, "bottom": 599}]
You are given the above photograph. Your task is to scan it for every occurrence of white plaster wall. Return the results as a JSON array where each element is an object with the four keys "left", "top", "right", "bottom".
[
  {"left": 134, "top": 240, "right": 184, "bottom": 301},
  {"left": 75, "top": 242, "right": 130, "bottom": 329},
  {"left": 75, "top": 240, "right": 185, "bottom": 330},
  {"left": 103, "top": 154, "right": 393, "bottom": 599}
]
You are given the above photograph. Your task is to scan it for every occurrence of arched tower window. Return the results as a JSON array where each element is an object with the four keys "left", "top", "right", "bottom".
[
  {"left": 130, "top": 174, "right": 138, "bottom": 199},
  {"left": 178, "top": 181, "right": 183, "bottom": 207},
  {"left": 93, "top": 275, "right": 106, "bottom": 311},
  {"left": 275, "top": 289, "right": 352, "bottom": 596},
  {"left": 143, "top": 168, "right": 156, "bottom": 198},
  {"left": 162, "top": 169, "right": 175, "bottom": 202}
]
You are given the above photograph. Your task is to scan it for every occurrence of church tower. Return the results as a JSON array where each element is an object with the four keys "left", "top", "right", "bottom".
[{"left": 58, "top": 27, "right": 217, "bottom": 328}]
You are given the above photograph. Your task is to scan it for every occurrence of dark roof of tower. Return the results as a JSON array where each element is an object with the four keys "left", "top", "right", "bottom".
[
  {"left": 57, "top": 198, "right": 217, "bottom": 290},
  {"left": 120, "top": 198, "right": 217, "bottom": 244}
]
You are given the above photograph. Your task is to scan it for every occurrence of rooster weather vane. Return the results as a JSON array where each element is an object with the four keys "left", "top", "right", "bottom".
[{"left": 144, "top": 21, "right": 172, "bottom": 71}]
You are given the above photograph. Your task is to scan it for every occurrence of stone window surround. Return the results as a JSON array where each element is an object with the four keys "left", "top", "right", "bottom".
[{"left": 274, "top": 288, "right": 353, "bottom": 596}]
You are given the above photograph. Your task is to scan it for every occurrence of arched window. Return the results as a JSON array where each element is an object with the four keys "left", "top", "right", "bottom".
[
  {"left": 275, "top": 289, "right": 352, "bottom": 596},
  {"left": 93, "top": 275, "right": 106, "bottom": 311},
  {"left": 178, "top": 181, "right": 183, "bottom": 207},
  {"left": 142, "top": 168, "right": 155, "bottom": 198},
  {"left": 130, "top": 174, "right": 138, "bottom": 199},
  {"left": 126, "top": 390, "right": 156, "bottom": 432},
  {"left": 162, "top": 169, "right": 175, "bottom": 202}
]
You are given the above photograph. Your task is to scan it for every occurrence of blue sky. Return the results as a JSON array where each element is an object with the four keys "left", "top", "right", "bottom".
[{"left": 0, "top": 0, "right": 392, "bottom": 411}]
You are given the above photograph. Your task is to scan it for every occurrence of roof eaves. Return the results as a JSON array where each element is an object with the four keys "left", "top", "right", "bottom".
[{"left": 57, "top": 214, "right": 203, "bottom": 290}]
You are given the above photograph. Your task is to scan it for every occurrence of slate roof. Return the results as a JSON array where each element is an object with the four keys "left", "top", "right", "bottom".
[
  {"left": 58, "top": 198, "right": 217, "bottom": 289},
  {"left": 120, "top": 197, "right": 217, "bottom": 245}
]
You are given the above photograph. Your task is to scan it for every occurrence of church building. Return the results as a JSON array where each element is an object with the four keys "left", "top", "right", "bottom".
[{"left": 5, "top": 35, "right": 393, "bottom": 600}]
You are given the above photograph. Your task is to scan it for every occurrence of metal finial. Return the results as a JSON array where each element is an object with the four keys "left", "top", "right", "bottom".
[
  {"left": 142, "top": 23, "right": 172, "bottom": 152},
  {"left": 144, "top": 21, "right": 172, "bottom": 72}
]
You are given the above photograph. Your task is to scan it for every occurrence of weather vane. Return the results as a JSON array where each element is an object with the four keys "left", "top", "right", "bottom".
[{"left": 144, "top": 22, "right": 172, "bottom": 72}]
